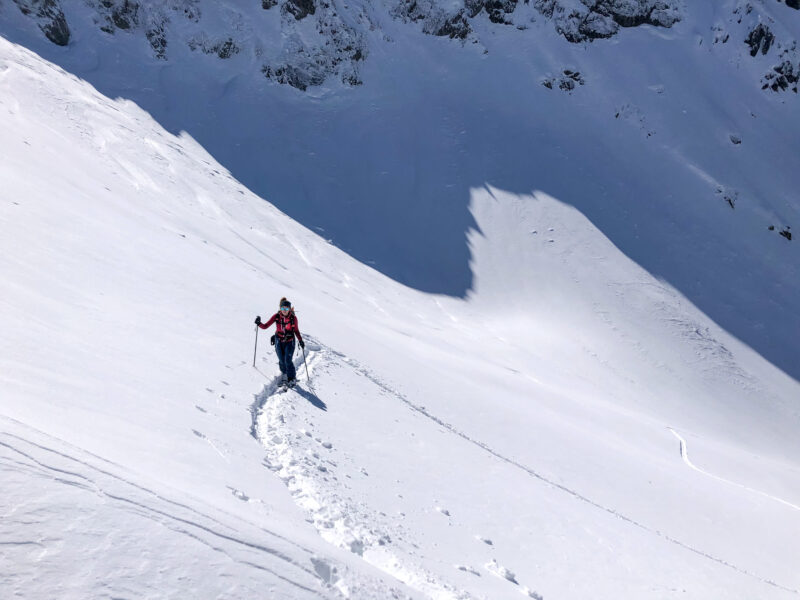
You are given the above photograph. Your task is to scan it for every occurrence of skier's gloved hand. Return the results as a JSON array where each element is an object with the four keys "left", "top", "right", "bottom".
[
  {"left": 270, "top": 335, "right": 276, "bottom": 346},
  {"left": 299, "top": 340, "right": 305, "bottom": 349},
  {"left": 255, "top": 315, "right": 261, "bottom": 325}
]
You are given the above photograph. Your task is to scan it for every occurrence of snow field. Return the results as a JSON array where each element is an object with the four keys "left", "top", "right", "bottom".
[{"left": 2, "top": 34, "right": 800, "bottom": 600}]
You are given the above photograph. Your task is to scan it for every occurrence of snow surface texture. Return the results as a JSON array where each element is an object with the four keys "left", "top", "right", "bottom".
[
  {"left": 2, "top": 37, "right": 800, "bottom": 599},
  {"left": 1, "top": 0, "right": 799, "bottom": 381}
]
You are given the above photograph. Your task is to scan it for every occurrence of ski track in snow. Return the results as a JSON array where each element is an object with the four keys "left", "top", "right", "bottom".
[
  {"left": 252, "top": 341, "right": 473, "bottom": 600},
  {"left": 668, "top": 428, "right": 800, "bottom": 513},
  {"left": 252, "top": 343, "right": 800, "bottom": 597},
  {"left": 0, "top": 418, "right": 331, "bottom": 598}
]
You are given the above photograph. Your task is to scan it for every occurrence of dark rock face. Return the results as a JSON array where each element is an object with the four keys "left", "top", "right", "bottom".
[
  {"left": 435, "top": 14, "right": 471, "bottom": 39},
  {"left": 482, "top": 0, "right": 519, "bottom": 24},
  {"left": 762, "top": 60, "right": 800, "bottom": 93},
  {"left": 746, "top": 24, "right": 775, "bottom": 56},
  {"left": 6, "top": 0, "right": 685, "bottom": 90},
  {"left": 263, "top": 63, "right": 326, "bottom": 90},
  {"left": 215, "top": 38, "right": 238, "bottom": 59},
  {"left": 188, "top": 35, "right": 240, "bottom": 59},
  {"left": 535, "top": 0, "right": 680, "bottom": 43},
  {"left": 542, "top": 69, "right": 585, "bottom": 92},
  {"left": 146, "top": 22, "right": 167, "bottom": 59},
  {"left": 283, "top": 0, "right": 316, "bottom": 21},
  {"left": 785, "top": 0, "right": 799, "bottom": 10},
  {"left": 12, "top": 0, "right": 71, "bottom": 46},
  {"left": 600, "top": 0, "right": 679, "bottom": 28}
]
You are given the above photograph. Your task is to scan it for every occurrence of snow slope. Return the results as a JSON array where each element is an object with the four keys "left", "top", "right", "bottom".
[
  {"left": 2, "top": 37, "right": 800, "bottom": 599},
  {"left": 1, "top": 0, "right": 799, "bottom": 382}
]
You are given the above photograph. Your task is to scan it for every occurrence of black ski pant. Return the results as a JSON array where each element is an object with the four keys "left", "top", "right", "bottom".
[{"left": 275, "top": 339, "right": 296, "bottom": 380}]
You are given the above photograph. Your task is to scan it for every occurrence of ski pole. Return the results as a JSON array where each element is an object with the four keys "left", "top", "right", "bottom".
[
  {"left": 253, "top": 324, "right": 259, "bottom": 368},
  {"left": 301, "top": 344, "right": 311, "bottom": 384}
]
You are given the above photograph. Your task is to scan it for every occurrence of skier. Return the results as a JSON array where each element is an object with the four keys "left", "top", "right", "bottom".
[{"left": 255, "top": 298, "right": 305, "bottom": 388}]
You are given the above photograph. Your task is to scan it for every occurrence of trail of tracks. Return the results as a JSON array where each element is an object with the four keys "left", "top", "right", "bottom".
[
  {"left": 668, "top": 428, "right": 800, "bottom": 512},
  {"left": 253, "top": 341, "right": 799, "bottom": 597}
]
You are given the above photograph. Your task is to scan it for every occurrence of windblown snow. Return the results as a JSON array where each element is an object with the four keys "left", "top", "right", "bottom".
[{"left": 1, "top": 17, "right": 800, "bottom": 600}]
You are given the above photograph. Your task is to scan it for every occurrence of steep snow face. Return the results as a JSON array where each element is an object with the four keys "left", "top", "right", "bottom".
[
  {"left": 2, "top": 37, "right": 800, "bottom": 600},
  {"left": 2, "top": 0, "right": 799, "bottom": 380}
]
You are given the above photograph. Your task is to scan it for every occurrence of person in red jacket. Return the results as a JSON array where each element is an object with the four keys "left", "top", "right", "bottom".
[{"left": 255, "top": 297, "right": 305, "bottom": 387}]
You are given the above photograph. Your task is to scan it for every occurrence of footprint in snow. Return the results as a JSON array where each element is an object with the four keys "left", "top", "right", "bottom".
[
  {"left": 436, "top": 506, "right": 451, "bottom": 517},
  {"left": 456, "top": 565, "right": 481, "bottom": 577},
  {"left": 228, "top": 487, "right": 250, "bottom": 501},
  {"left": 475, "top": 535, "right": 493, "bottom": 545},
  {"left": 195, "top": 405, "right": 207, "bottom": 413},
  {"left": 486, "top": 559, "right": 518, "bottom": 584}
]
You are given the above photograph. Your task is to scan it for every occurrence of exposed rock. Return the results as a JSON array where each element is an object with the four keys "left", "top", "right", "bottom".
[
  {"left": 729, "top": 133, "right": 742, "bottom": 145},
  {"left": 263, "top": 62, "right": 326, "bottom": 90},
  {"left": 188, "top": 35, "right": 240, "bottom": 59},
  {"left": 768, "top": 224, "right": 793, "bottom": 241},
  {"left": 215, "top": 38, "right": 238, "bottom": 59},
  {"left": 8, "top": 0, "right": 688, "bottom": 90},
  {"left": 712, "top": 25, "right": 730, "bottom": 45},
  {"left": 745, "top": 23, "right": 774, "bottom": 56},
  {"left": 13, "top": 0, "right": 71, "bottom": 46},
  {"left": 482, "top": 0, "right": 519, "bottom": 25},
  {"left": 434, "top": 13, "right": 471, "bottom": 39},
  {"left": 146, "top": 21, "right": 167, "bottom": 59},
  {"left": 785, "top": 0, "right": 799, "bottom": 10},
  {"left": 716, "top": 186, "right": 737, "bottom": 210},
  {"left": 542, "top": 69, "right": 585, "bottom": 92},
  {"left": 262, "top": 0, "right": 366, "bottom": 91},
  {"left": 283, "top": 0, "right": 315, "bottom": 21},
  {"left": 104, "top": 0, "right": 141, "bottom": 30},
  {"left": 536, "top": 0, "right": 680, "bottom": 43},
  {"left": 761, "top": 59, "right": 800, "bottom": 93}
]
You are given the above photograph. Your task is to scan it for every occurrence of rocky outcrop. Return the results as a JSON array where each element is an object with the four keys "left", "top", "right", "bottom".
[
  {"left": 188, "top": 35, "right": 240, "bottom": 59},
  {"left": 745, "top": 23, "right": 774, "bottom": 56},
  {"left": 542, "top": 69, "right": 585, "bottom": 92},
  {"left": 762, "top": 59, "right": 799, "bottom": 93},
  {"left": 262, "top": 0, "right": 367, "bottom": 90},
  {"left": 283, "top": 0, "right": 316, "bottom": 21},
  {"left": 12, "top": 0, "right": 70, "bottom": 46},
  {"left": 468, "top": 0, "right": 518, "bottom": 24},
  {"left": 769, "top": 225, "right": 793, "bottom": 240},
  {"left": 535, "top": 0, "right": 680, "bottom": 43},
  {"left": 0, "top": 0, "right": 691, "bottom": 91}
]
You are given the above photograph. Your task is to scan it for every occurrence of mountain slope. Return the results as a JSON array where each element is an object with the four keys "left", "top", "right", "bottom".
[
  {"left": 1, "top": 0, "right": 799, "bottom": 381},
  {"left": 2, "top": 37, "right": 800, "bottom": 599}
]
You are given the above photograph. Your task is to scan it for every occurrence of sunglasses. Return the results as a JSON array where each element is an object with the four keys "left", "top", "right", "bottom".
[{"left": 280, "top": 307, "right": 290, "bottom": 312}]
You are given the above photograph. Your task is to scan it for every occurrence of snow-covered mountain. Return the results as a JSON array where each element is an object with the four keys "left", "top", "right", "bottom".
[
  {"left": 2, "top": 0, "right": 799, "bottom": 380},
  {"left": 1, "top": 2, "right": 800, "bottom": 599}
]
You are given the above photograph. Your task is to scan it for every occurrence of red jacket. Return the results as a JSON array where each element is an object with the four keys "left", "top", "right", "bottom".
[{"left": 259, "top": 311, "right": 303, "bottom": 343}]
